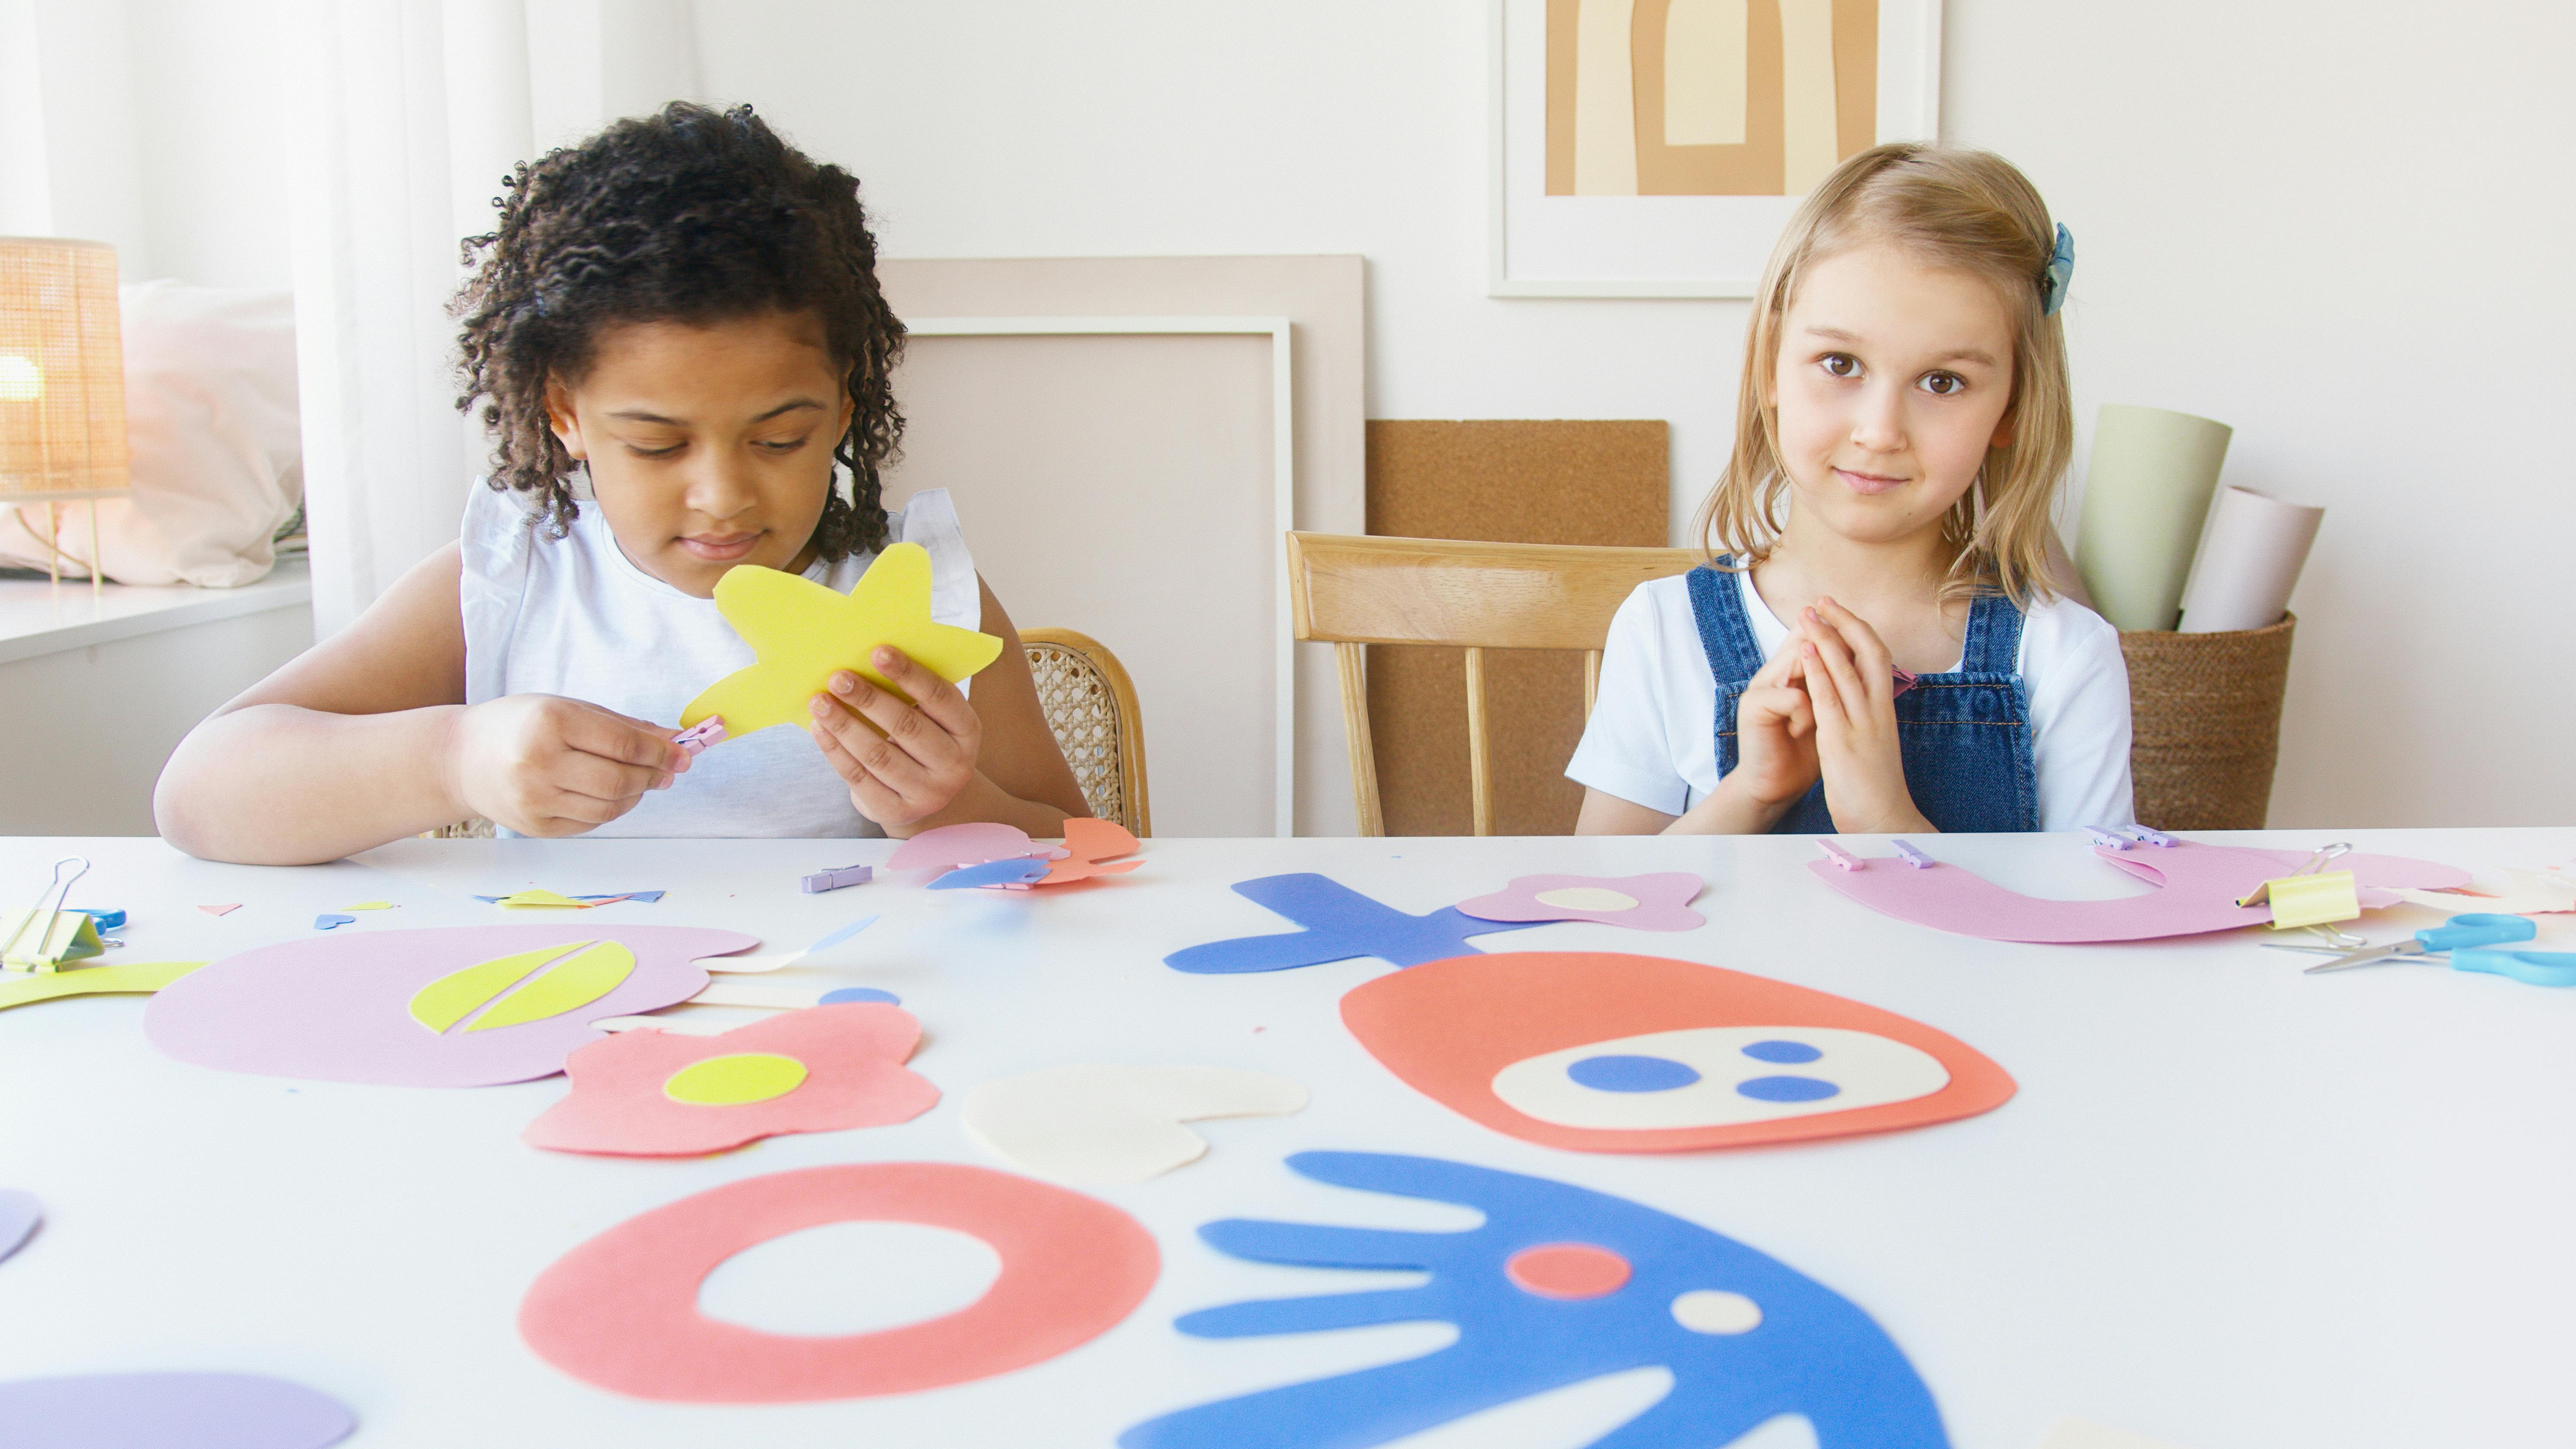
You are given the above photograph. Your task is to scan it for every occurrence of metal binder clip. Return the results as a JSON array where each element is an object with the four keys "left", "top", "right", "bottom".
[
  {"left": 2235, "top": 842, "right": 2351, "bottom": 908},
  {"left": 2, "top": 857, "right": 93, "bottom": 973}
]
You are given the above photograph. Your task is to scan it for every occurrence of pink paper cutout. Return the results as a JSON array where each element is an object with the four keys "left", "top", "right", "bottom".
[
  {"left": 524, "top": 1004, "right": 938, "bottom": 1156},
  {"left": 1019, "top": 818, "right": 1143, "bottom": 889},
  {"left": 1810, "top": 839, "right": 2472, "bottom": 943},
  {"left": 198, "top": 904, "right": 242, "bottom": 917},
  {"left": 1455, "top": 873, "right": 1706, "bottom": 931},
  {"left": 887, "top": 822, "right": 1069, "bottom": 874},
  {"left": 518, "top": 1162, "right": 1158, "bottom": 1403},
  {"left": 143, "top": 925, "right": 760, "bottom": 1087}
]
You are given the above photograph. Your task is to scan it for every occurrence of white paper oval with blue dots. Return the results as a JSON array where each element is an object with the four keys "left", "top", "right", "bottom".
[{"left": 1489, "top": 1027, "right": 1950, "bottom": 1130}]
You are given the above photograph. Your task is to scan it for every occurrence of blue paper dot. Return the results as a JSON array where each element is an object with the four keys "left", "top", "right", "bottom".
[
  {"left": 1736, "top": 1075, "right": 1839, "bottom": 1102},
  {"left": 1741, "top": 1040, "right": 1822, "bottom": 1064},
  {"left": 820, "top": 987, "right": 901, "bottom": 1006},
  {"left": 1566, "top": 1054, "right": 1702, "bottom": 1093}
]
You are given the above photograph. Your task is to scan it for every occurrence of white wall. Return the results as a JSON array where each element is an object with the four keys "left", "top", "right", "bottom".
[
  {"left": 694, "top": 0, "right": 2576, "bottom": 829},
  {"left": 0, "top": 0, "right": 295, "bottom": 290}
]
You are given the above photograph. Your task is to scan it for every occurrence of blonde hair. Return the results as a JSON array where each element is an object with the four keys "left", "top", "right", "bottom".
[{"left": 1693, "top": 143, "right": 2073, "bottom": 606}]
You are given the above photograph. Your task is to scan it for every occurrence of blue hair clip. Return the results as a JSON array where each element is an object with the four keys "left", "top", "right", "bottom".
[{"left": 2040, "top": 222, "right": 2075, "bottom": 316}]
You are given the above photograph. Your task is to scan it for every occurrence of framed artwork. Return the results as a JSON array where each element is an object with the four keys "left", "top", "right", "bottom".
[{"left": 1489, "top": 0, "right": 1943, "bottom": 298}]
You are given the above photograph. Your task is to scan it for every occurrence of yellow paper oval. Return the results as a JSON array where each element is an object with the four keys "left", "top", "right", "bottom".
[
  {"left": 407, "top": 941, "right": 586, "bottom": 1033},
  {"left": 467, "top": 940, "right": 637, "bottom": 1032},
  {"left": 664, "top": 1053, "right": 810, "bottom": 1105}
]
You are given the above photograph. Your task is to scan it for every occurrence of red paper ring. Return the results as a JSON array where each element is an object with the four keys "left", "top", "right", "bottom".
[{"left": 518, "top": 1162, "right": 1159, "bottom": 1402}]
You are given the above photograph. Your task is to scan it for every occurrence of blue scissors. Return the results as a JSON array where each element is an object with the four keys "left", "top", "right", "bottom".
[{"left": 2300, "top": 912, "right": 2574, "bottom": 984}]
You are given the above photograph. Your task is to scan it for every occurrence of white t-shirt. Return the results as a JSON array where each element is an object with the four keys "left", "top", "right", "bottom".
[
  {"left": 460, "top": 482, "right": 981, "bottom": 838},
  {"left": 1567, "top": 568, "right": 2135, "bottom": 830}
]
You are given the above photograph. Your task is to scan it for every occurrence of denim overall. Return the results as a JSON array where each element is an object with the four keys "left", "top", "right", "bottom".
[{"left": 1688, "top": 561, "right": 2041, "bottom": 834}]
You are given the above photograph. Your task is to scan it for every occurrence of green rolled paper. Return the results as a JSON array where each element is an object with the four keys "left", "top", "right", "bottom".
[{"left": 2073, "top": 404, "right": 2233, "bottom": 631}]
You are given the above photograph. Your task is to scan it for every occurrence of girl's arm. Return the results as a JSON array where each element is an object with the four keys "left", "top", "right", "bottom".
[
  {"left": 805, "top": 578, "right": 1091, "bottom": 837},
  {"left": 153, "top": 544, "right": 685, "bottom": 865}
]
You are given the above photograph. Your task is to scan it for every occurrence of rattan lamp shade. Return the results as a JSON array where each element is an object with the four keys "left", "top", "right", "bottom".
[{"left": 0, "top": 237, "right": 129, "bottom": 503}]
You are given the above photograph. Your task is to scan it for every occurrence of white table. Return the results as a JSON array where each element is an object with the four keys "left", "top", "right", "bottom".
[{"left": 4, "top": 828, "right": 2573, "bottom": 1449}]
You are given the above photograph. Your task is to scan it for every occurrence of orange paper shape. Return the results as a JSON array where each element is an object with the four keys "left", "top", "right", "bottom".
[
  {"left": 517, "top": 1162, "right": 1158, "bottom": 1403},
  {"left": 1034, "top": 818, "right": 1143, "bottom": 887},
  {"left": 522, "top": 1003, "right": 937, "bottom": 1156},
  {"left": 1341, "top": 952, "right": 2015, "bottom": 1154}
]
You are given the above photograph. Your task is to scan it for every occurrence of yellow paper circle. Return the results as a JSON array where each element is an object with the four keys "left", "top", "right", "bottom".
[{"left": 664, "top": 1053, "right": 810, "bottom": 1105}]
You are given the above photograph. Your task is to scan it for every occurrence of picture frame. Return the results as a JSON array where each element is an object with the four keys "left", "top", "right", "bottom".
[{"left": 1489, "top": 0, "right": 1944, "bottom": 299}]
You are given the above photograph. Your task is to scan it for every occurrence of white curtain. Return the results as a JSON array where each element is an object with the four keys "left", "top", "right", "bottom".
[{"left": 285, "top": 0, "right": 700, "bottom": 636}]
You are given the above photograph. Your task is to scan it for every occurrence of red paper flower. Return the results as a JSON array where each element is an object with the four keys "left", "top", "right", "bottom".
[{"left": 523, "top": 1003, "right": 937, "bottom": 1157}]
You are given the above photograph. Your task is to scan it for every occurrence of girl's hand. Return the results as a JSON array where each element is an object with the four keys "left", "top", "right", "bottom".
[
  {"left": 451, "top": 694, "right": 683, "bottom": 837},
  {"left": 1796, "top": 597, "right": 1934, "bottom": 835},
  {"left": 808, "top": 646, "right": 985, "bottom": 834},
  {"left": 1726, "top": 645, "right": 1820, "bottom": 816}
]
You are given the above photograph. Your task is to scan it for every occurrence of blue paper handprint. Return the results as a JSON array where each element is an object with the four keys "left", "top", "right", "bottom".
[
  {"left": 1163, "top": 875, "right": 1541, "bottom": 974},
  {"left": 1120, "top": 1152, "right": 1948, "bottom": 1449}
]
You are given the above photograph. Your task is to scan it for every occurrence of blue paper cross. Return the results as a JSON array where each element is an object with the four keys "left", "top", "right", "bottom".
[{"left": 1163, "top": 874, "right": 1541, "bottom": 975}]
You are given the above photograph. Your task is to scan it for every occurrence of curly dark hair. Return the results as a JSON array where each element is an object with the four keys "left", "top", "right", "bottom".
[{"left": 451, "top": 102, "right": 903, "bottom": 560}]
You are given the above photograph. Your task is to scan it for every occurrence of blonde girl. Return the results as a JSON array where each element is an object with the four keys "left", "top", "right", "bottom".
[{"left": 1571, "top": 143, "right": 2133, "bottom": 835}]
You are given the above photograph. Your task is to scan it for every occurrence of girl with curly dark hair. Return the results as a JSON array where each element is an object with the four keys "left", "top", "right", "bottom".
[{"left": 156, "top": 104, "right": 1087, "bottom": 863}]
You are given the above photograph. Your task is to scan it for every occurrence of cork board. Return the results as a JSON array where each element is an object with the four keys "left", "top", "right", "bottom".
[{"left": 1365, "top": 420, "right": 1669, "bottom": 836}]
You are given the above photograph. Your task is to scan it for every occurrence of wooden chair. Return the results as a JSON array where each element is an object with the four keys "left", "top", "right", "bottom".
[
  {"left": 1023, "top": 627, "right": 1152, "bottom": 837},
  {"left": 1286, "top": 532, "right": 1699, "bottom": 836}
]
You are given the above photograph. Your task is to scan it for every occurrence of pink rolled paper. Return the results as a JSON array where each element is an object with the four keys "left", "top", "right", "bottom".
[{"left": 2178, "top": 486, "right": 2324, "bottom": 634}]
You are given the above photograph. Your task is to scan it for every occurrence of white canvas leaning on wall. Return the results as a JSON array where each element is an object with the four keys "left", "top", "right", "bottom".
[
  {"left": 874, "top": 257, "right": 1367, "bottom": 840},
  {"left": 1491, "top": 0, "right": 1942, "bottom": 297}
]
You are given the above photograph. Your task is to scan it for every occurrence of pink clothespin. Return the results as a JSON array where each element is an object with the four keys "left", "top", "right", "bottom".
[
  {"left": 801, "top": 863, "right": 873, "bottom": 894},
  {"left": 1892, "top": 840, "right": 1934, "bottom": 869},
  {"left": 674, "top": 717, "right": 727, "bottom": 755},
  {"left": 2085, "top": 827, "right": 2131, "bottom": 850},
  {"left": 1817, "top": 841, "right": 1865, "bottom": 872},
  {"left": 1890, "top": 667, "right": 1919, "bottom": 699}
]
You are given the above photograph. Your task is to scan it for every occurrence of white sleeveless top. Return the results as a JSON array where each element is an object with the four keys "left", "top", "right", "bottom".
[{"left": 459, "top": 482, "right": 980, "bottom": 838}]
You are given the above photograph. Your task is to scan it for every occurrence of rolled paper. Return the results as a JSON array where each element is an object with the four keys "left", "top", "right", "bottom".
[
  {"left": 2073, "top": 404, "right": 2234, "bottom": 631},
  {"left": 2177, "top": 485, "right": 2323, "bottom": 634}
]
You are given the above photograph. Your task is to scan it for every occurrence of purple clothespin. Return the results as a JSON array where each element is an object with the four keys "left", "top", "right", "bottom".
[
  {"left": 2085, "top": 827, "right": 2131, "bottom": 850},
  {"left": 1891, "top": 840, "right": 1934, "bottom": 869},
  {"left": 800, "top": 863, "right": 873, "bottom": 894},
  {"left": 1817, "top": 841, "right": 1864, "bottom": 872},
  {"left": 674, "top": 717, "right": 727, "bottom": 756},
  {"left": 2124, "top": 825, "right": 2179, "bottom": 847}
]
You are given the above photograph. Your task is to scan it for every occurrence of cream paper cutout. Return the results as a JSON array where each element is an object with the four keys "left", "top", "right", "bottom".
[{"left": 961, "top": 1064, "right": 1307, "bottom": 1185}]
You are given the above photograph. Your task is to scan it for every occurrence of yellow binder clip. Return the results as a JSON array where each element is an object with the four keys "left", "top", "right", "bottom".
[{"left": 1, "top": 857, "right": 107, "bottom": 973}]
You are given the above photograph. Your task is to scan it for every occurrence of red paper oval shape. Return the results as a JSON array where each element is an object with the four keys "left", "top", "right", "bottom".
[
  {"left": 518, "top": 1162, "right": 1158, "bottom": 1402},
  {"left": 1340, "top": 952, "right": 2015, "bottom": 1153},
  {"left": 1503, "top": 1242, "right": 1632, "bottom": 1299}
]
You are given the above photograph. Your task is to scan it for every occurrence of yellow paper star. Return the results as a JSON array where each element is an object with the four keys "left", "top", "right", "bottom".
[{"left": 680, "top": 543, "right": 1003, "bottom": 741}]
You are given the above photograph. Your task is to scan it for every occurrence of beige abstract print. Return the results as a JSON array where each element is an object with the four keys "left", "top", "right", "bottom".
[{"left": 1544, "top": 0, "right": 1877, "bottom": 196}]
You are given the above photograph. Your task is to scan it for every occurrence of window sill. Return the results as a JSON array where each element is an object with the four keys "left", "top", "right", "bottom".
[{"left": 0, "top": 559, "right": 313, "bottom": 665}]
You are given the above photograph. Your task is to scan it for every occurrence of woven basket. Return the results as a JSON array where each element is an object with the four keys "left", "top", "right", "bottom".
[{"left": 2118, "top": 613, "right": 2295, "bottom": 830}]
